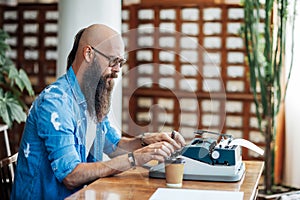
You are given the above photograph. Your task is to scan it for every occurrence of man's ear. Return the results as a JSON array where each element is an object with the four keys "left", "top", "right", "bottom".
[{"left": 83, "top": 46, "right": 93, "bottom": 62}]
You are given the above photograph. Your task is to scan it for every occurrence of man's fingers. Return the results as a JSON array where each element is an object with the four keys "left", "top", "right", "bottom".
[{"left": 166, "top": 131, "right": 185, "bottom": 149}]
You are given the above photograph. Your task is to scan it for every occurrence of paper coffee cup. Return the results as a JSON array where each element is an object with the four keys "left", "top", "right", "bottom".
[{"left": 165, "top": 157, "right": 185, "bottom": 188}]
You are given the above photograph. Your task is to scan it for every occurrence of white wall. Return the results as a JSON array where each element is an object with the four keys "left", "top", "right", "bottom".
[
  {"left": 284, "top": 0, "right": 300, "bottom": 188},
  {"left": 57, "top": 0, "right": 122, "bottom": 132}
]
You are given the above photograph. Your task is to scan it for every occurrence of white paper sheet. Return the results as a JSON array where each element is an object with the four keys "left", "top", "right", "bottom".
[
  {"left": 149, "top": 188, "right": 244, "bottom": 200},
  {"left": 229, "top": 138, "right": 264, "bottom": 155}
]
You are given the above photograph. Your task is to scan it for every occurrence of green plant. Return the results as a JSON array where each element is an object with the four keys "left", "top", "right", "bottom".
[
  {"left": 0, "top": 29, "right": 34, "bottom": 128},
  {"left": 242, "top": 0, "right": 295, "bottom": 195}
]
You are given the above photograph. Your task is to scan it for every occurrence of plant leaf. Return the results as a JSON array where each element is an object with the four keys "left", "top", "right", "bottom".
[
  {"left": 7, "top": 96, "right": 27, "bottom": 123},
  {"left": 0, "top": 90, "right": 12, "bottom": 127},
  {"left": 0, "top": 90, "right": 27, "bottom": 127},
  {"left": 8, "top": 65, "right": 19, "bottom": 85},
  {"left": 19, "top": 69, "right": 34, "bottom": 96}
]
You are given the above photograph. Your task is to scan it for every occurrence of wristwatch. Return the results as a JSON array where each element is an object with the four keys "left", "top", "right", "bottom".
[
  {"left": 140, "top": 132, "right": 148, "bottom": 146},
  {"left": 128, "top": 152, "right": 136, "bottom": 169}
]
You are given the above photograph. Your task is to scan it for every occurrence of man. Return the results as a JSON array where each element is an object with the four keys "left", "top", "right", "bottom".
[{"left": 11, "top": 24, "right": 185, "bottom": 199}]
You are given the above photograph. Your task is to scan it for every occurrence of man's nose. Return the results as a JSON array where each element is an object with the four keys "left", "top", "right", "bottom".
[{"left": 111, "top": 64, "right": 121, "bottom": 73}]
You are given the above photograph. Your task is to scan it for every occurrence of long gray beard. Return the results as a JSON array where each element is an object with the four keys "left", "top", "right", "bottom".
[
  {"left": 81, "top": 59, "right": 114, "bottom": 123},
  {"left": 95, "top": 76, "right": 113, "bottom": 122}
]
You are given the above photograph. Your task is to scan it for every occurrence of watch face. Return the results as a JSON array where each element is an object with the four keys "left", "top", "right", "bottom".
[{"left": 128, "top": 153, "right": 136, "bottom": 168}]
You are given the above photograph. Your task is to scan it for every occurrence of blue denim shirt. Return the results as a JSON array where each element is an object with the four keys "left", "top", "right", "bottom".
[{"left": 11, "top": 67, "right": 120, "bottom": 200}]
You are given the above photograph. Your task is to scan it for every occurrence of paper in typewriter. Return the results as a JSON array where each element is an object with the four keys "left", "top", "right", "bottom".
[{"left": 229, "top": 138, "right": 264, "bottom": 155}]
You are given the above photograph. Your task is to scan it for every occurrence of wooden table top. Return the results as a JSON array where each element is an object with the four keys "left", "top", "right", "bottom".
[{"left": 66, "top": 160, "right": 264, "bottom": 200}]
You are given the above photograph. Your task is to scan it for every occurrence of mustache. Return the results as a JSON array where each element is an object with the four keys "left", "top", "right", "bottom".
[{"left": 105, "top": 72, "right": 118, "bottom": 79}]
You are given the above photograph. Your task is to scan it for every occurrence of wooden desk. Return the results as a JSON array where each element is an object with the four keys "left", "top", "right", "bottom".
[{"left": 66, "top": 161, "right": 264, "bottom": 200}]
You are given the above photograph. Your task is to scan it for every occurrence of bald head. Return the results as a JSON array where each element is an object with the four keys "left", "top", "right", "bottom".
[{"left": 79, "top": 24, "right": 119, "bottom": 48}]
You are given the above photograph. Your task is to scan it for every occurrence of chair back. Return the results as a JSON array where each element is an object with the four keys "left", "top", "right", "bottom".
[{"left": 0, "top": 153, "right": 18, "bottom": 200}]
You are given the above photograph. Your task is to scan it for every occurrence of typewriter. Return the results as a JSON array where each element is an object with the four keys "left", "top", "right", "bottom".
[{"left": 149, "top": 130, "right": 246, "bottom": 182}]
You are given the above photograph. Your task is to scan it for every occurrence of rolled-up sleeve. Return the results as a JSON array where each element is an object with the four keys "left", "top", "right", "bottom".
[
  {"left": 36, "top": 91, "right": 81, "bottom": 182},
  {"left": 102, "top": 118, "right": 121, "bottom": 155}
]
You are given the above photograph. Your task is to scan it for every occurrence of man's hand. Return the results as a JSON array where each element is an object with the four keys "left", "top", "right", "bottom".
[
  {"left": 134, "top": 131, "right": 186, "bottom": 166},
  {"left": 133, "top": 141, "right": 174, "bottom": 165},
  {"left": 141, "top": 131, "right": 186, "bottom": 149}
]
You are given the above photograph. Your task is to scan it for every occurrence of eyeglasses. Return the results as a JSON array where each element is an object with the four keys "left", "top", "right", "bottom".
[{"left": 91, "top": 46, "right": 126, "bottom": 68}]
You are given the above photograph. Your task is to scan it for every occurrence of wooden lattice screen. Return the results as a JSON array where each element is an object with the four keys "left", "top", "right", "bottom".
[
  {"left": 0, "top": 3, "right": 58, "bottom": 94},
  {"left": 121, "top": 2, "right": 265, "bottom": 160},
  {"left": 0, "top": 2, "right": 264, "bottom": 160}
]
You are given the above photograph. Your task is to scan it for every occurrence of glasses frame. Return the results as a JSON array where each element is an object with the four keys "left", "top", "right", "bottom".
[{"left": 91, "top": 46, "right": 126, "bottom": 68}]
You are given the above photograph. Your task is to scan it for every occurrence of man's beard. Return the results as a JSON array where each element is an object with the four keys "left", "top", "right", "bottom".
[{"left": 81, "top": 58, "right": 117, "bottom": 122}]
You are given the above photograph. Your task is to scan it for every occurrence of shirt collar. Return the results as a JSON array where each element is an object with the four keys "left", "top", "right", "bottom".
[{"left": 66, "top": 67, "right": 86, "bottom": 104}]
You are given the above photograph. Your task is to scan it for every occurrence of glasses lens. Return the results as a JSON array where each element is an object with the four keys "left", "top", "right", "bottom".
[
  {"left": 119, "top": 58, "right": 127, "bottom": 67},
  {"left": 109, "top": 57, "right": 126, "bottom": 68}
]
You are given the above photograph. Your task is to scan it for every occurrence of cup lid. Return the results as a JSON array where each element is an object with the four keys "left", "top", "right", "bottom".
[{"left": 165, "top": 157, "right": 185, "bottom": 164}]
